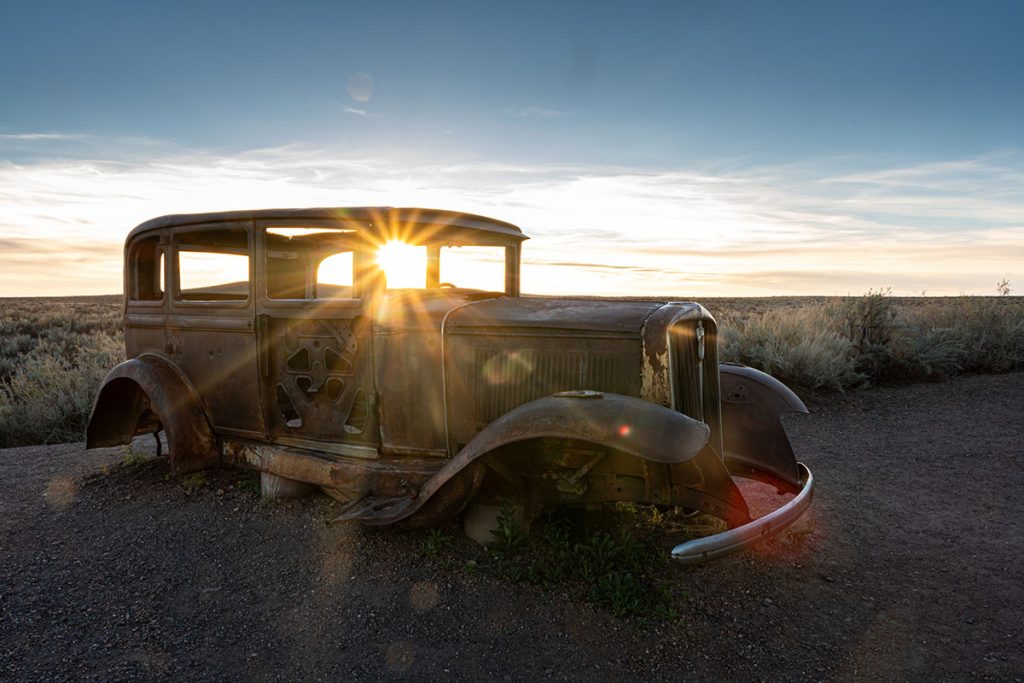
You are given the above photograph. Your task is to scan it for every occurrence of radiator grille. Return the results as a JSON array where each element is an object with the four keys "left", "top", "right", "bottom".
[{"left": 470, "top": 348, "right": 622, "bottom": 427}]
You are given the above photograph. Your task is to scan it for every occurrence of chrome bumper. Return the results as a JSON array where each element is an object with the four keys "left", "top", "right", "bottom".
[{"left": 671, "top": 463, "right": 814, "bottom": 565}]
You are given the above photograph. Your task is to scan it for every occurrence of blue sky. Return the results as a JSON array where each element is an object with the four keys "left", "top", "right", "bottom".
[{"left": 1, "top": 0, "right": 1022, "bottom": 296}]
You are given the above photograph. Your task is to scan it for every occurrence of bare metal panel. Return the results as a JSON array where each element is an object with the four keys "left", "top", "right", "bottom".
[
  {"left": 173, "top": 324, "right": 264, "bottom": 434},
  {"left": 374, "top": 330, "right": 447, "bottom": 453},
  {"left": 123, "top": 322, "right": 165, "bottom": 361},
  {"left": 446, "top": 296, "right": 664, "bottom": 333}
]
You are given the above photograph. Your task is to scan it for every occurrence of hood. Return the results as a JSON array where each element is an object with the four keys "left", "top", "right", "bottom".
[{"left": 446, "top": 297, "right": 680, "bottom": 335}]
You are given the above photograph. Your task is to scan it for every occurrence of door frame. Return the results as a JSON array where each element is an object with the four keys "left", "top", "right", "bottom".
[{"left": 253, "top": 219, "right": 381, "bottom": 459}]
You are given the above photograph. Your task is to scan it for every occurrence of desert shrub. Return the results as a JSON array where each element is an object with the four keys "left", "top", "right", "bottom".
[
  {"left": 829, "top": 289, "right": 898, "bottom": 378},
  {"left": 884, "top": 326, "right": 964, "bottom": 381},
  {"left": 0, "top": 333, "right": 124, "bottom": 447},
  {"left": 0, "top": 299, "right": 122, "bottom": 381},
  {"left": 721, "top": 305, "right": 864, "bottom": 391},
  {"left": 825, "top": 290, "right": 960, "bottom": 383},
  {"left": 721, "top": 290, "right": 1024, "bottom": 391},
  {"left": 0, "top": 299, "right": 124, "bottom": 448},
  {"left": 905, "top": 296, "right": 1024, "bottom": 374}
]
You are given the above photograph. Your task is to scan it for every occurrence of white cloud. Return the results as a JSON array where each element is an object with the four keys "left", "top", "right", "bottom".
[
  {"left": 0, "top": 132, "right": 84, "bottom": 141},
  {"left": 339, "top": 105, "right": 381, "bottom": 118},
  {"left": 0, "top": 142, "right": 1021, "bottom": 296},
  {"left": 341, "top": 105, "right": 368, "bottom": 116}
]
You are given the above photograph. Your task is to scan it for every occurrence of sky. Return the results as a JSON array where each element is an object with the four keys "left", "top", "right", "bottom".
[{"left": 1, "top": 0, "right": 1022, "bottom": 297}]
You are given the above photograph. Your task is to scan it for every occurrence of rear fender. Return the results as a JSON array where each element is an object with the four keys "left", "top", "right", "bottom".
[
  {"left": 332, "top": 391, "right": 748, "bottom": 527},
  {"left": 719, "top": 363, "right": 808, "bottom": 491},
  {"left": 86, "top": 355, "right": 219, "bottom": 475}
]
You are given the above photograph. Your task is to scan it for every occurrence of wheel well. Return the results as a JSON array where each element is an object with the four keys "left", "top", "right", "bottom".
[
  {"left": 85, "top": 377, "right": 153, "bottom": 448},
  {"left": 86, "top": 356, "right": 219, "bottom": 475}
]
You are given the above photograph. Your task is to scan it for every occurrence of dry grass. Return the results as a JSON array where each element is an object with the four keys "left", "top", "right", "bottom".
[
  {"left": 0, "top": 296, "right": 124, "bottom": 447},
  {"left": 720, "top": 292, "right": 1024, "bottom": 392},
  {"left": 719, "top": 304, "right": 863, "bottom": 391},
  {"left": 1, "top": 291, "right": 1022, "bottom": 447}
]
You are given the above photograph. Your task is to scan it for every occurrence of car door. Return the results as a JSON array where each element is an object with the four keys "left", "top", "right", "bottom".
[
  {"left": 254, "top": 221, "right": 379, "bottom": 459},
  {"left": 168, "top": 222, "right": 266, "bottom": 438}
]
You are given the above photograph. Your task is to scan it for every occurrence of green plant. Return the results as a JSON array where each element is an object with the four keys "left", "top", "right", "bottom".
[
  {"left": 592, "top": 572, "right": 680, "bottom": 619},
  {"left": 574, "top": 531, "right": 623, "bottom": 580},
  {"left": 236, "top": 474, "right": 261, "bottom": 495},
  {"left": 417, "top": 529, "right": 454, "bottom": 559},
  {"left": 479, "top": 507, "right": 679, "bottom": 619},
  {"left": 181, "top": 473, "right": 207, "bottom": 492},
  {"left": 121, "top": 448, "right": 150, "bottom": 467},
  {"left": 591, "top": 572, "right": 645, "bottom": 617},
  {"left": 488, "top": 504, "right": 528, "bottom": 558}
]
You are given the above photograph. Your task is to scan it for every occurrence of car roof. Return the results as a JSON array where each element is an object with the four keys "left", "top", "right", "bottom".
[{"left": 127, "top": 207, "right": 527, "bottom": 243}]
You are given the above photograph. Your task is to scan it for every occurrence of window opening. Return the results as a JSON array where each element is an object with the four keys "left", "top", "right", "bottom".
[
  {"left": 129, "top": 237, "right": 165, "bottom": 301},
  {"left": 176, "top": 229, "right": 249, "bottom": 301},
  {"left": 265, "top": 227, "right": 359, "bottom": 300},
  {"left": 438, "top": 245, "right": 506, "bottom": 292}
]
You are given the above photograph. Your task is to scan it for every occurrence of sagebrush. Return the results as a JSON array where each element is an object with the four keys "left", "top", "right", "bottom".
[
  {"left": 721, "top": 290, "right": 1024, "bottom": 392},
  {"left": 0, "top": 297, "right": 124, "bottom": 447}
]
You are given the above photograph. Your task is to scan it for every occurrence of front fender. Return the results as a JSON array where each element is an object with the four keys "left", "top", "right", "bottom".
[
  {"left": 86, "top": 354, "right": 218, "bottom": 475},
  {"left": 720, "top": 363, "right": 808, "bottom": 491},
  {"left": 332, "top": 391, "right": 728, "bottom": 526},
  {"left": 458, "top": 390, "right": 712, "bottom": 466}
]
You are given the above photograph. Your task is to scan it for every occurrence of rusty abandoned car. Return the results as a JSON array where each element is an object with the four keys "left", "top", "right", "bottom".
[{"left": 87, "top": 207, "right": 813, "bottom": 564}]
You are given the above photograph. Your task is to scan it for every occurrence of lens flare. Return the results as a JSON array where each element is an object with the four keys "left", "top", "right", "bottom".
[{"left": 376, "top": 240, "right": 426, "bottom": 289}]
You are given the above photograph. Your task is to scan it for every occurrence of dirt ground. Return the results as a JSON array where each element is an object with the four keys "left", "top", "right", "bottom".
[{"left": 1, "top": 373, "right": 1022, "bottom": 681}]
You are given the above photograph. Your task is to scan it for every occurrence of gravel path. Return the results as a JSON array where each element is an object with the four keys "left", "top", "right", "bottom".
[{"left": 1, "top": 373, "right": 1022, "bottom": 681}]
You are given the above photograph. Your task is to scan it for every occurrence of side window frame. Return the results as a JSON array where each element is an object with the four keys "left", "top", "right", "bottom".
[
  {"left": 170, "top": 222, "right": 253, "bottom": 310},
  {"left": 256, "top": 220, "right": 370, "bottom": 311},
  {"left": 432, "top": 243, "right": 515, "bottom": 295},
  {"left": 125, "top": 234, "right": 167, "bottom": 307}
]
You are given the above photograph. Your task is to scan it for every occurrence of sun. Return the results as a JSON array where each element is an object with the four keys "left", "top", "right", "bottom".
[{"left": 376, "top": 240, "right": 425, "bottom": 288}]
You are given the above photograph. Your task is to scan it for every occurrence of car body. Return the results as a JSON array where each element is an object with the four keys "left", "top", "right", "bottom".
[{"left": 87, "top": 207, "right": 813, "bottom": 563}]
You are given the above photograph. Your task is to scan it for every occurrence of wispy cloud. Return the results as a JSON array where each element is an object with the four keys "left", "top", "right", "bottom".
[
  {"left": 0, "top": 132, "right": 85, "bottom": 141},
  {"left": 339, "top": 105, "right": 381, "bottom": 118},
  {"left": 0, "top": 140, "right": 1020, "bottom": 296}
]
